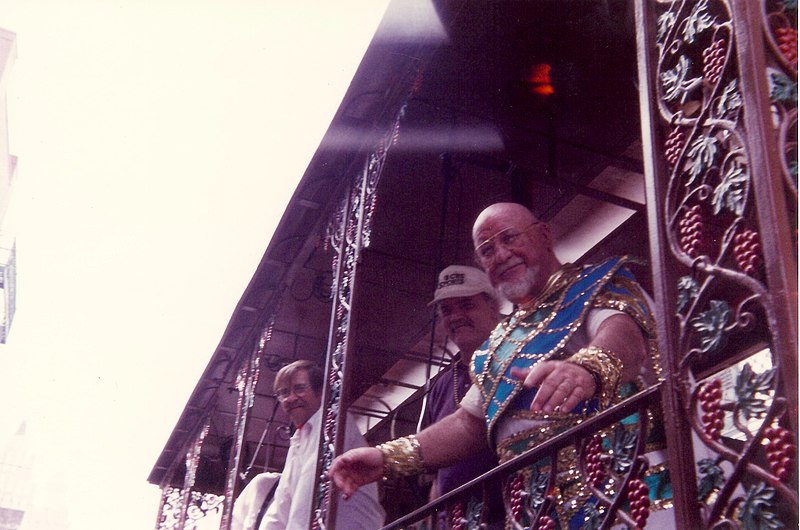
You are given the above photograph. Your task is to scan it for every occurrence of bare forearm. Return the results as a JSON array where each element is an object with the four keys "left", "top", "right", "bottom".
[
  {"left": 590, "top": 313, "right": 647, "bottom": 382},
  {"left": 417, "top": 408, "right": 488, "bottom": 469},
  {"left": 329, "top": 408, "right": 488, "bottom": 498}
]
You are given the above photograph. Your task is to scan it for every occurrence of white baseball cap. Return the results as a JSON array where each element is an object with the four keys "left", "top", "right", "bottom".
[{"left": 428, "top": 265, "right": 496, "bottom": 306}]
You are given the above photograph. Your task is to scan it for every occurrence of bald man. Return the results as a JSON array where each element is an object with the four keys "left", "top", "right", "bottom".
[{"left": 330, "top": 203, "right": 664, "bottom": 529}]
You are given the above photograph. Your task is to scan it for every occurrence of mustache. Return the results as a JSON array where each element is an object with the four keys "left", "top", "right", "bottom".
[
  {"left": 495, "top": 258, "right": 524, "bottom": 276},
  {"left": 449, "top": 319, "right": 473, "bottom": 330}
]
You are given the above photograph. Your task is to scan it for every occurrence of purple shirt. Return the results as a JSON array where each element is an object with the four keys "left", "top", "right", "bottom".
[{"left": 424, "top": 354, "right": 499, "bottom": 496}]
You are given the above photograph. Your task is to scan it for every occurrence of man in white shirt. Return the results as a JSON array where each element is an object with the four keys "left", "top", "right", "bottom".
[
  {"left": 231, "top": 472, "right": 280, "bottom": 530},
  {"left": 260, "top": 360, "right": 385, "bottom": 530}
]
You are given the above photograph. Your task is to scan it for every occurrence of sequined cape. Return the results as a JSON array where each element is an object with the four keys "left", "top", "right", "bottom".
[{"left": 470, "top": 255, "right": 656, "bottom": 447}]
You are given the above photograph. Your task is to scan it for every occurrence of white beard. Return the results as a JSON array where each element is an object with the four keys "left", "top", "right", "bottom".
[{"left": 497, "top": 267, "right": 539, "bottom": 303}]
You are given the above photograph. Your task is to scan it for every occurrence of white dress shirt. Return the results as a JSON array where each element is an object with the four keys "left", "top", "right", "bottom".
[
  {"left": 260, "top": 409, "right": 385, "bottom": 530},
  {"left": 231, "top": 472, "right": 281, "bottom": 530}
]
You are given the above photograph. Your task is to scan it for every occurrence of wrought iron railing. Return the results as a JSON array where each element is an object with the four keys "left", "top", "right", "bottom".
[{"left": 382, "top": 386, "right": 663, "bottom": 530}]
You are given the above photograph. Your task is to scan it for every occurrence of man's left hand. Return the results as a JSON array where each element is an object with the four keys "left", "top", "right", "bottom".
[{"left": 510, "top": 361, "right": 595, "bottom": 414}]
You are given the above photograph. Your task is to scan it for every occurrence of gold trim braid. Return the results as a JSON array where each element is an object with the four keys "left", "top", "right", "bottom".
[
  {"left": 565, "top": 346, "right": 622, "bottom": 407},
  {"left": 376, "top": 434, "right": 425, "bottom": 479}
]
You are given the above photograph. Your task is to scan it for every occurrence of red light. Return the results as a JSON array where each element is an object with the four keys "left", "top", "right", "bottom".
[{"left": 527, "top": 63, "right": 554, "bottom": 96}]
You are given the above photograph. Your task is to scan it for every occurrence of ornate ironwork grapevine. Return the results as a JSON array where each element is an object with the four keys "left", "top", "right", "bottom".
[
  {"left": 156, "top": 422, "right": 224, "bottom": 530},
  {"left": 312, "top": 97, "right": 413, "bottom": 528},
  {"left": 218, "top": 323, "right": 270, "bottom": 529},
  {"left": 644, "top": 0, "right": 797, "bottom": 527}
]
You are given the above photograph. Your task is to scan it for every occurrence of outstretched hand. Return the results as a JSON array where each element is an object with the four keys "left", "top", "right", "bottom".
[
  {"left": 510, "top": 360, "right": 595, "bottom": 414},
  {"left": 328, "top": 447, "right": 384, "bottom": 499}
]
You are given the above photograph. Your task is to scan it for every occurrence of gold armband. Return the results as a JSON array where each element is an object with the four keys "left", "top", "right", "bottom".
[
  {"left": 566, "top": 346, "right": 622, "bottom": 406},
  {"left": 375, "top": 434, "right": 425, "bottom": 479}
]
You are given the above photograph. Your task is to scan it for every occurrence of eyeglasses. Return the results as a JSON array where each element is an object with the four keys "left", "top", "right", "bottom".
[
  {"left": 474, "top": 222, "right": 541, "bottom": 264},
  {"left": 276, "top": 383, "right": 311, "bottom": 402}
]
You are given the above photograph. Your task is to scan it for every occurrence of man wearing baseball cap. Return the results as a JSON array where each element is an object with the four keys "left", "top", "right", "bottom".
[{"left": 422, "top": 265, "right": 505, "bottom": 527}]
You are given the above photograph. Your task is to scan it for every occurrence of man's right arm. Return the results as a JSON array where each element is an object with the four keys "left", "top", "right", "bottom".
[
  {"left": 416, "top": 407, "right": 486, "bottom": 466},
  {"left": 329, "top": 407, "right": 487, "bottom": 498}
]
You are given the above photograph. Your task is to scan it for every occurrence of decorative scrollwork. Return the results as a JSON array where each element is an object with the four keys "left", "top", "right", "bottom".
[
  {"left": 156, "top": 422, "right": 216, "bottom": 530},
  {"left": 157, "top": 488, "right": 224, "bottom": 530},
  {"left": 738, "top": 482, "right": 784, "bottom": 529},
  {"left": 185, "top": 491, "right": 225, "bottom": 523},
  {"left": 689, "top": 354, "right": 798, "bottom": 526},
  {"left": 447, "top": 498, "right": 485, "bottom": 530},
  {"left": 157, "top": 486, "right": 183, "bottom": 530},
  {"left": 762, "top": 0, "right": 799, "bottom": 203},
  {"left": 690, "top": 299, "right": 732, "bottom": 354},
  {"left": 653, "top": 7, "right": 793, "bottom": 501},
  {"left": 313, "top": 72, "right": 418, "bottom": 529}
]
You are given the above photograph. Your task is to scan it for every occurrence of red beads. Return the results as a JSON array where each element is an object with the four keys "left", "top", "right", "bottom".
[
  {"left": 679, "top": 205, "right": 704, "bottom": 258},
  {"left": 325, "top": 410, "right": 336, "bottom": 433},
  {"left": 764, "top": 425, "right": 796, "bottom": 481},
  {"left": 733, "top": 228, "right": 762, "bottom": 275},
  {"left": 664, "top": 127, "right": 686, "bottom": 167},
  {"left": 585, "top": 435, "right": 606, "bottom": 487},
  {"left": 698, "top": 379, "right": 725, "bottom": 440},
  {"left": 702, "top": 39, "right": 727, "bottom": 84},
  {"left": 627, "top": 478, "right": 651, "bottom": 528},
  {"left": 450, "top": 501, "right": 465, "bottom": 530},
  {"left": 536, "top": 515, "right": 556, "bottom": 530},
  {"left": 509, "top": 473, "right": 525, "bottom": 521},
  {"left": 776, "top": 27, "right": 798, "bottom": 68}
]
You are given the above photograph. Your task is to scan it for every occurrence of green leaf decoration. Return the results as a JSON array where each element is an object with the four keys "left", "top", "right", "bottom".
[
  {"left": 583, "top": 501, "right": 604, "bottom": 530},
  {"left": 683, "top": 0, "right": 714, "bottom": 44},
  {"left": 697, "top": 458, "right": 725, "bottom": 501},
  {"left": 734, "top": 363, "right": 775, "bottom": 420},
  {"left": 770, "top": 71, "right": 798, "bottom": 103},
  {"left": 690, "top": 300, "right": 731, "bottom": 353},
  {"left": 712, "top": 161, "right": 749, "bottom": 215},
  {"left": 782, "top": 0, "right": 797, "bottom": 12},
  {"left": 661, "top": 55, "right": 693, "bottom": 102},
  {"left": 610, "top": 426, "right": 638, "bottom": 474},
  {"left": 657, "top": 11, "right": 677, "bottom": 44},
  {"left": 465, "top": 498, "right": 484, "bottom": 529},
  {"left": 739, "top": 482, "right": 784, "bottom": 529},
  {"left": 528, "top": 468, "right": 550, "bottom": 511},
  {"left": 716, "top": 80, "right": 743, "bottom": 117},
  {"left": 686, "top": 135, "right": 720, "bottom": 186},
  {"left": 677, "top": 276, "right": 700, "bottom": 313}
]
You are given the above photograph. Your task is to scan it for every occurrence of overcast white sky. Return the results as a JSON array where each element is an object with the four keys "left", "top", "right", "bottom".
[{"left": 0, "top": 2, "right": 388, "bottom": 528}]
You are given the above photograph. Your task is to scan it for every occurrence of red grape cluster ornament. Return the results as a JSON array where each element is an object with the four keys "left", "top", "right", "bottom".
[
  {"left": 699, "top": 379, "right": 725, "bottom": 441},
  {"left": 764, "top": 425, "right": 795, "bottom": 481},
  {"left": 776, "top": 27, "right": 798, "bottom": 69},
  {"left": 535, "top": 515, "right": 556, "bottom": 530},
  {"left": 585, "top": 435, "right": 606, "bottom": 487},
  {"left": 664, "top": 127, "right": 686, "bottom": 168},
  {"left": 450, "top": 501, "right": 465, "bottom": 530},
  {"left": 679, "top": 205, "right": 704, "bottom": 258},
  {"left": 509, "top": 473, "right": 525, "bottom": 522},
  {"left": 702, "top": 39, "right": 727, "bottom": 84},
  {"left": 733, "top": 228, "right": 762, "bottom": 275},
  {"left": 627, "top": 478, "right": 651, "bottom": 529}
]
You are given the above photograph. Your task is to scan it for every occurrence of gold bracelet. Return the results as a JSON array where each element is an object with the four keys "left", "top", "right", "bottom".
[
  {"left": 375, "top": 434, "right": 425, "bottom": 479},
  {"left": 565, "top": 346, "right": 622, "bottom": 406}
]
